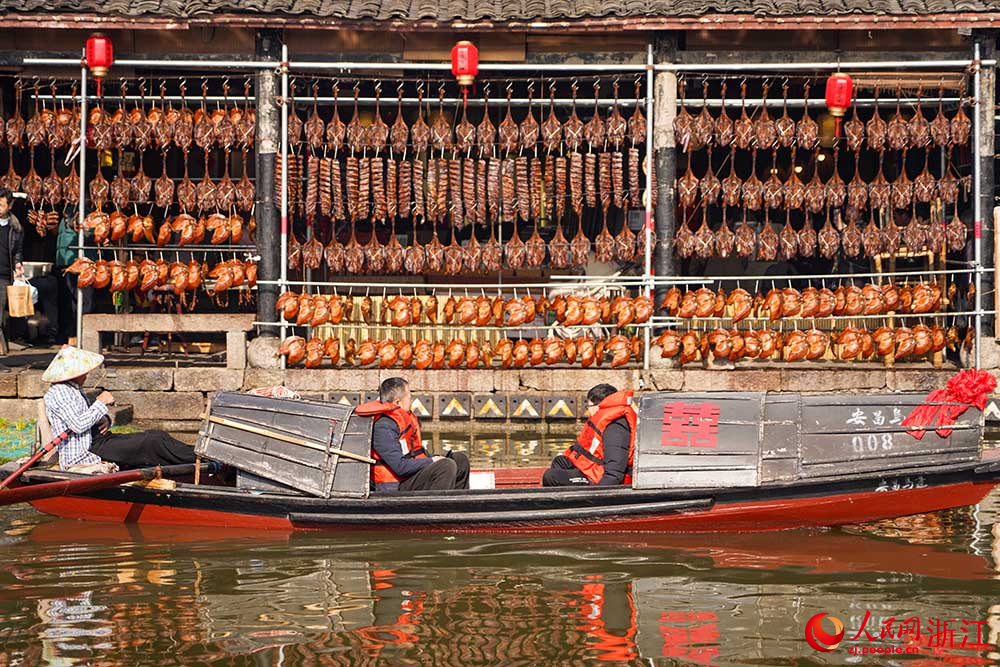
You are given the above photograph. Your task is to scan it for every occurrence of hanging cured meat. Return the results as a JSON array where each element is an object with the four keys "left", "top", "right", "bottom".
[
  {"left": 817, "top": 210, "right": 840, "bottom": 259},
  {"left": 693, "top": 207, "right": 715, "bottom": 259},
  {"left": 887, "top": 87, "right": 909, "bottom": 151},
  {"left": 542, "top": 85, "right": 562, "bottom": 151},
  {"left": 304, "top": 83, "right": 326, "bottom": 151},
  {"left": 796, "top": 83, "right": 819, "bottom": 150},
  {"left": 716, "top": 208, "right": 735, "bottom": 258},
  {"left": 862, "top": 213, "right": 884, "bottom": 256},
  {"left": 890, "top": 150, "right": 913, "bottom": 209},
  {"left": 825, "top": 148, "right": 846, "bottom": 209},
  {"left": 846, "top": 151, "right": 867, "bottom": 210},
  {"left": 757, "top": 212, "right": 778, "bottom": 261},
  {"left": 775, "top": 84, "right": 796, "bottom": 148},
  {"left": 777, "top": 149, "right": 802, "bottom": 210},
  {"left": 778, "top": 211, "right": 797, "bottom": 261},
  {"left": 841, "top": 211, "right": 862, "bottom": 257},
  {"left": 606, "top": 82, "right": 627, "bottom": 148},
  {"left": 741, "top": 150, "right": 763, "bottom": 211},
  {"left": 700, "top": 152, "right": 721, "bottom": 205},
  {"left": 951, "top": 87, "right": 972, "bottom": 145},
  {"left": 908, "top": 90, "right": 931, "bottom": 148},
  {"left": 691, "top": 81, "right": 714, "bottom": 148},
  {"left": 677, "top": 156, "right": 699, "bottom": 209},
  {"left": 734, "top": 210, "right": 755, "bottom": 257},
  {"left": 797, "top": 214, "right": 817, "bottom": 257},
  {"left": 714, "top": 82, "right": 734, "bottom": 148},
  {"left": 868, "top": 153, "right": 890, "bottom": 209},
  {"left": 866, "top": 88, "right": 888, "bottom": 151},
  {"left": 431, "top": 89, "right": 452, "bottom": 151},
  {"left": 946, "top": 211, "right": 968, "bottom": 251},
  {"left": 733, "top": 83, "right": 753, "bottom": 150},
  {"left": 843, "top": 103, "right": 864, "bottom": 152},
  {"left": 327, "top": 84, "right": 347, "bottom": 152},
  {"left": 754, "top": 83, "right": 777, "bottom": 150},
  {"left": 762, "top": 154, "right": 783, "bottom": 210},
  {"left": 674, "top": 80, "right": 694, "bottom": 151}
]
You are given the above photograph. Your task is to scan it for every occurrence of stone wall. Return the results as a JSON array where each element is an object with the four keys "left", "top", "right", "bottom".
[{"left": 1, "top": 364, "right": 966, "bottom": 429}]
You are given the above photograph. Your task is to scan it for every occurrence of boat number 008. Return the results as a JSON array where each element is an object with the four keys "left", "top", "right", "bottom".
[{"left": 852, "top": 434, "right": 893, "bottom": 453}]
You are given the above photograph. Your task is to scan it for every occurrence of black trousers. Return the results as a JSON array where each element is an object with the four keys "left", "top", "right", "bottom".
[
  {"left": 90, "top": 429, "right": 197, "bottom": 469},
  {"left": 398, "top": 452, "right": 470, "bottom": 491},
  {"left": 542, "top": 455, "right": 591, "bottom": 487}
]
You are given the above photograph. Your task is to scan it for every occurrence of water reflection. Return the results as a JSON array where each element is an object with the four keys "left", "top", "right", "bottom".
[
  {"left": 429, "top": 430, "right": 576, "bottom": 468},
  {"left": 3, "top": 498, "right": 1000, "bottom": 666}
]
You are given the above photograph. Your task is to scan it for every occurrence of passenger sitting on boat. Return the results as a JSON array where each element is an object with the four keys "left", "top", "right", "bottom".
[
  {"left": 42, "top": 345, "right": 197, "bottom": 471},
  {"left": 359, "top": 377, "right": 470, "bottom": 493},
  {"left": 542, "top": 384, "right": 636, "bottom": 487}
]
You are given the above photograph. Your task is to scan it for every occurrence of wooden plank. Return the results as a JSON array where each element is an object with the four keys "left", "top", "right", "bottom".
[
  {"left": 801, "top": 429, "right": 980, "bottom": 465},
  {"left": 639, "top": 453, "right": 758, "bottom": 470},
  {"left": 800, "top": 400, "right": 980, "bottom": 435},
  {"left": 760, "top": 458, "right": 798, "bottom": 483},
  {"left": 800, "top": 452, "right": 978, "bottom": 479},
  {"left": 331, "top": 415, "right": 373, "bottom": 497},
  {"left": 761, "top": 423, "right": 798, "bottom": 459},
  {"left": 764, "top": 395, "right": 799, "bottom": 422},
  {"left": 205, "top": 439, "right": 328, "bottom": 497},
  {"left": 634, "top": 468, "right": 757, "bottom": 489}
]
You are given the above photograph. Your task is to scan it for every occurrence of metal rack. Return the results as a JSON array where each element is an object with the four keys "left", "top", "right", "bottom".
[{"left": 14, "top": 47, "right": 989, "bottom": 372}]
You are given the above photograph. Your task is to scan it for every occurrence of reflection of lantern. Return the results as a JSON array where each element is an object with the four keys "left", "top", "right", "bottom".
[
  {"left": 451, "top": 41, "right": 479, "bottom": 87},
  {"left": 86, "top": 34, "right": 113, "bottom": 95},
  {"left": 825, "top": 72, "right": 853, "bottom": 137}
]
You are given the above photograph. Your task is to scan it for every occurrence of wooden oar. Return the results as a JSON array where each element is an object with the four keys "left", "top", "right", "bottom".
[
  {"left": 0, "top": 430, "right": 71, "bottom": 491},
  {"left": 207, "top": 416, "right": 375, "bottom": 464},
  {"left": 0, "top": 462, "right": 213, "bottom": 506}
]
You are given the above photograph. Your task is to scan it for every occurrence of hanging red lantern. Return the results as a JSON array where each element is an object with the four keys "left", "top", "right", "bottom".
[
  {"left": 825, "top": 72, "right": 853, "bottom": 137},
  {"left": 451, "top": 41, "right": 479, "bottom": 87},
  {"left": 85, "top": 33, "right": 113, "bottom": 95}
]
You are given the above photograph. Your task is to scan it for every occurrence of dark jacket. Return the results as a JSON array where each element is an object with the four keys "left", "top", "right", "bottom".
[
  {"left": 371, "top": 417, "right": 432, "bottom": 492},
  {"left": 1, "top": 213, "right": 23, "bottom": 280},
  {"left": 596, "top": 416, "right": 631, "bottom": 486}
]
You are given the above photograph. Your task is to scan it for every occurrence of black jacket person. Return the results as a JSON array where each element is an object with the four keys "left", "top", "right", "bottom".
[
  {"left": 358, "top": 377, "right": 470, "bottom": 493},
  {"left": 543, "top": 384, "right": 636, "bottom": 487}
]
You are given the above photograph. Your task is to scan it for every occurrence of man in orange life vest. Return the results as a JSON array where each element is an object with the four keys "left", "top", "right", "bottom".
[
  {"left": 361, "top": 377, "right": 470, "bottom": 493},
  {"left": 542, "top": 384, "right": 636, "bottom": 487}
]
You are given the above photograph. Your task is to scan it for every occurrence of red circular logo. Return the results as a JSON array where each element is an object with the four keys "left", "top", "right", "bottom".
[{"left": 805, "top": 613, "right": 845, "bottom": 652}]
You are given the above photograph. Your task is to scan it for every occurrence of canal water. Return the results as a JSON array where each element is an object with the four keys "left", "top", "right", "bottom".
[{"left": 1, "top": 435, "right": 1000, "bottom": 665}]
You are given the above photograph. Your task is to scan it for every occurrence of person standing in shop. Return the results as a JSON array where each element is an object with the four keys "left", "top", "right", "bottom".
[{"left": 0, "top": 189, "right": 24, "bottom": 370}]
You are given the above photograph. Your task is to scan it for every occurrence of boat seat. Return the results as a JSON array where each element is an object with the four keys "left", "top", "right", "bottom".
[{"left": 35, "top": 399, "right": 57, "bottom": 464}]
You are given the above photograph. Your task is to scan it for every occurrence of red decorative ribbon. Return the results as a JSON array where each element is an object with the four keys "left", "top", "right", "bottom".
[{"left": 900, "top": 369, "right": 997, "bottom": 439}]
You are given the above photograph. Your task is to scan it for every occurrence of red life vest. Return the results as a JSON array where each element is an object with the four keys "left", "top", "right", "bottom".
[
  {"left": 356, "top": 401, "right": 428, "bottom": 485},
  {"left": 564, "top": 390, "right": 637, "bottom": 485}
]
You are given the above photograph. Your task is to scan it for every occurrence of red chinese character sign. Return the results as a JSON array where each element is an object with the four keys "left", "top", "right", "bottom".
[{"left": 661, "top": 402, "right": 720, "bottom": 449}]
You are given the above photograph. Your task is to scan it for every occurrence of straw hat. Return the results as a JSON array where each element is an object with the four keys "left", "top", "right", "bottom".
[{"left": 42, "top": 345, "right": 105, "bottom": 383}]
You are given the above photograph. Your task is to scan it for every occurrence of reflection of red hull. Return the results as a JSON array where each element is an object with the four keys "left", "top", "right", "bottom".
[{"left": 27, "top": 475, "right": 998, "bottom": 533}]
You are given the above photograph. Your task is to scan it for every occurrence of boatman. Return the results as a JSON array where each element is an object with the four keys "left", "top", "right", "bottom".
[
  {"left": 357, "top": 377, "right": 470, "bottom": 493},
  {"left": 42, "top": 345, "right": 197, "bottom": 470},
  {"left": 543, "top": 384, "right": 636, "bottom": 487}
]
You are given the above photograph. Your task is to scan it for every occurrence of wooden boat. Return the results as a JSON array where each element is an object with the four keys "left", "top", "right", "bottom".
[{"left": 6, "top": 389, "right": 1000, "bottom": 533}]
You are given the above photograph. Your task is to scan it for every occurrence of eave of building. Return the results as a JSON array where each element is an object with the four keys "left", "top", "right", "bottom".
[{"left": 0, "top": 12, "right": 998, "bottom": 32}]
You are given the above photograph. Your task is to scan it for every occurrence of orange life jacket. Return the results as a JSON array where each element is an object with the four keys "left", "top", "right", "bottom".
[
  {"left": 357, "top": 401, "right": 428, "bottom": 485},
  {"left": 564, "top": 390, "right": 636, "bottom": 485}
]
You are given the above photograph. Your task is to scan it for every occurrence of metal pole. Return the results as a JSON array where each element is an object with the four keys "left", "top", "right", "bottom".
[
  {"left": 657, "top": 59, "right": 996, "bottom": 72},
  {"left": 22, "top": 57, "right": 278, "bottom": 69},
  {"left": 280, "top": 44, "right": 289, "bottom": 360},
  {"left": 677, "top": 97, "right": 962, "bottom": 108},
  {"left": 643, "top": 43, "right": 653, "bottom": 371},
  {"left": 974, "top": 42, "right": 983, "bottom": 370},
  {"left": 76, "top": 53, "right": 87, "bottom": 345},
  {"left": 288, "top": 61, "right": 647, "bottom": 73},
  {"left": 255, "top": 28, "right": 280, "bottom": 340}
]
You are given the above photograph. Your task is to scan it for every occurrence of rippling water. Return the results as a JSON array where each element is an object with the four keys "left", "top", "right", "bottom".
[{"left": 2, "top": 485, "right": 1000, "bottom": 665}]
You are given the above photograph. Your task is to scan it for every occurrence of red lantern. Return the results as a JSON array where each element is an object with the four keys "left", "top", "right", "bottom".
[
  {"left": 825, "top": 72, "right": 853, "bottom": 137},
  {"left": 451, "top": 41, "right": 479, "bottom": 87},
  {"left": 86, "top": 33, "right": 113, "bottom": 94}
]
